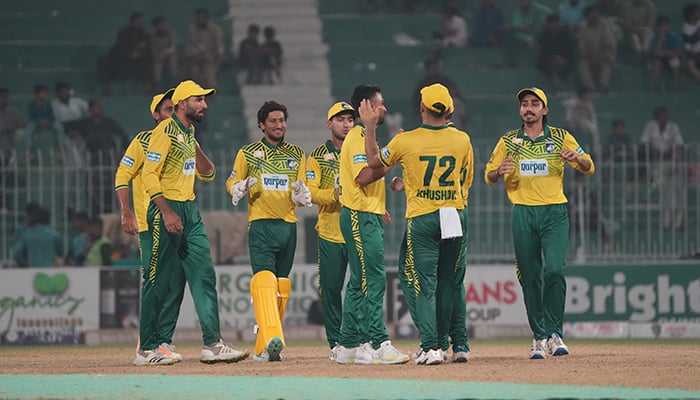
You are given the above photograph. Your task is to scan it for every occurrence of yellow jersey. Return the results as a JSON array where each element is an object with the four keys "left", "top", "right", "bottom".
[
  {"left": 114, "top": 130, "right": 152, "bottom": 232},
  {"left": 226, "top": 138, "right": 306, "bottom": 223},
  {"left": 484, "top": 125, "right": 595, "bottom": 205},
  {"left": 307, "top": 140, "right": 343, "bottom": 243},
  {"left": 379, "top": 124, "right": 468, "bottom": 218},
  {"left": 338, "top": 124, "right": 385, "bottom": 215},
  {"left": 141, "top": 116, "right": 215, "bottom": 202},
  {"left": 447, "top": 124, "right": 475, "bottom": 207}
]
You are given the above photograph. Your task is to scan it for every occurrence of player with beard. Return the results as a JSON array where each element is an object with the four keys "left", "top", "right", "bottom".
[{"left": 139, "top": 80, "right": 249, "bottom": 364}]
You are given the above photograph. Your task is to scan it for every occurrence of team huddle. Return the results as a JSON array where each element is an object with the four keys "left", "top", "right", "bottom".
[{"left": 115, "top": 79, "right": 594, "bottom": 366}]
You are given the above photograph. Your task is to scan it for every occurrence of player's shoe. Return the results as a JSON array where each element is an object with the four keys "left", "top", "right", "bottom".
[
  {"left": 355, "top": 342, "right": 375, "bottom": 365},
  {"left": 329, "top": 343, "right": 340, "bottom": 361},
  {"left": 415, "top": 348, "right": 443, "bottom": 365},
  {"left": 133, "top": 348, "right": 179, "bottom": 366},
  {"left": 529, "top": 339, "right": 547, "bottom": 359},
  {"left": 253, "top": 336, "right": 283, "bottom": 362},
  {"left": 547, "top": 334, "right": 570, "bottom": 356},
  {"left": 410, "top": 348, "right": 422, "bottom": 361},
  {"left": 200, "top": 338, "right": 250, "bottom": 363},
  {"left": 334, "top": 345, "right": 357, "bottom": 364},
  {"left": 372, "top": 340, "right": 410, "bottom": 365},
  {"left": 452, "top": 343, "right": 470, "bottom": 363},
  {"left": 158, "top": 343, "right": 183, "bottom": 361}
]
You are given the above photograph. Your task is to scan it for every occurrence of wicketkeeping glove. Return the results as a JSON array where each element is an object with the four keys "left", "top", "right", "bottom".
[
  {"left": 291, "top": 180, "right": 312, "bottom": 207},
  {"left": 231, "top": 177, "right": 257, "bottom": 206}
]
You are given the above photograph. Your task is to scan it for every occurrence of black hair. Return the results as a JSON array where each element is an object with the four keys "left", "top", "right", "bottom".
[
  {"left": 612, "top": 119, "right": 625, "bottom": 128},
  {"left": 264, "top": 26, "right": 275, "bottom": 39},
  {"left": 257, "top": 100, "right": 288, "bottom": 125},
  {"left": 425, "top": 107, "right": 445, "bottom": 119},
  {"left": 88, "top": 98, "right": 101, "bottom": 108},
  {"left": 152, "top": 15, "right": 166, "bottom": 26},
  {"left": 34, "top": 84, "right": 48, "bottom": 94},
  {"left": 656, "top": 15, "right": 670, "bottom": 27},
  {"left": 654, "top": 106, "right": 669, "bottom": 118},
  {"left": 130, "top": 12, "right": 143, "bottom": 23},
  {"left": 248, "top": 23, "right": 260, "bottom": 34},
  {"left": 350, "top": 84, "right": 382, "bottom": 118},
  {"left": 683, "top": 3, "right": 699, "bottom": 22},
  {"left": 55, "top": 82, "right": 70, "bottom": 92}
]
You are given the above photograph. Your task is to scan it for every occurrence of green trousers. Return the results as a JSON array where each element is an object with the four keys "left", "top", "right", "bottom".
[
  {"left": 339, "top": 207, "right": 389, "bottom": 349},
  {"left": 512, "top": 204, "right": 569, "bottom": 340},
  {"left": 398, "top": 209, "right": 464, "bottom": 351},
  {"left": 442, "top": 208, "right": 468, "bottom": 351},
  {"left": 248, "top": 219, "right": 296, "bottom": 277},
  {"left": 139, "top": 200, "right": 221, "bottom": 350},
  {"left": 318, "top": 238, "right": 348, "bottom": 348}
]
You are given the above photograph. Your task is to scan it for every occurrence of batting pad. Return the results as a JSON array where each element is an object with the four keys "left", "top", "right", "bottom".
[{"left": 250, "top": 271, "right": 285, "bottom": 355}]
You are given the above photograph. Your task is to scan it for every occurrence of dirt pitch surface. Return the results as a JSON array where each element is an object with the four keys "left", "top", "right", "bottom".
[{"left": 1, "top": 340, "right": 699, "bottom": 391}]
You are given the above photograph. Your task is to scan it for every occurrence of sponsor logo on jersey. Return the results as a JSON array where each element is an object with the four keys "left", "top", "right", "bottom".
[
  {"left": 381, "top": 147, "right": 390, "bottom": 160},
  {"left": 177, "top": 134, "right": 185, "bottom": 143},
  {"left": 229, "top": 170, "right": 236, "bottom": 179},
  {"left": 545, "top": 141, "right": 555, "bottom": 154},
  {"left": 334, "top": 173, "right": 340, "bottom": 188},
  {"left": 183, "top": 158, "right": 196, "bottom": 175},
  {"left": 306, "top": 170, "right": 315, "bottom": 180},
  {"left": 576, "top": 146, "right": 585, "bottom": 155},
  {"left": 519, "top": 159, "right": 549, "bottom": 176},
  {"left": 121, "top": 156, "right": 135, "bottom": 167},
  {"left": 286, "top": 158, "right": 298, "bottom": 170},
  {"left": 261, "top": 174, "right": 289, "bottom": 191},
  {"left": 353, "top": 154, "right": 367, "bottom": 164},
  {"left": 254, "top": 150, "right": 265, "bottom": 158},
  {"left": 146, "top": 152, "right": 161, "bottom": 162}
]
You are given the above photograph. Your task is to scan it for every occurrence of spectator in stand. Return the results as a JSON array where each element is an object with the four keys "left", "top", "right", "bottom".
[
  {"left": 604, "top": 119, "right": 633, "bottom": 163},
  {"left": 0, "top": 88, "right": 27, "bottom": 158},
  {"left": 471, "top": 0, "right": 505, "bottom": 47},
  {"left": 563, "top": 86, "right": 600, "bottom": 158},
  {"left": 649, "top": 16, "right": 682, "bottom": 91},
  {"left": 596, "top": 0, "right": 625, "bottom": 41},
  {"left": 537, "top": 14, "right": 575, "bottom": 93},
  {"left": 434, "top": 6, "right": 468, "bottom": 51},
  {"left": 623, "top": 0, "right": 656, "bottom": 62},
  {"left": 239, "top": 23, "right": 263, "bottom": 85},
  {"left": 98, "top": 12, "right": 154, "bottom": 95},
  {"left": 411, "top": 58, "right": 467, "bottom": 127},
  {"left": 27, "top": 84, "right": 54, "bottom": 125},
  {"left": 13, "top": 203, "right": 63, "bottom": 268},
  {"left": 184, "top": 8, "right": 224, "bottom": 87},
  {"left": 83, "top": 216, "right": 113, "bottom": 266},
  {"left": 150, "top": 16, "right": 178, "bottom": 87},
  {"left": 261, "top": 26, "right": 284, "bottom": 84},
  {"left": 578, "top": 6, "right": 617, "bottom": 95},
  {"left": 558, "top": 0, "right": 588, "bottom": 32},
  {"left": 24, "top": 116, "right": 65, "bottom": 155},
  {"left": 51, "top": 82, "right": 88, "bottom": 125},
  {"left": 682, "top": 3, "right": 700, "bottom": 82},
  {"left": 504, "top": 0, "right": 552, "bottom": 67},
  {"left": 640, "top": 106, "right": 686, "bottom": 230},
  {"left": 66, "top": 210, "right": 89, "bottom": 266}
]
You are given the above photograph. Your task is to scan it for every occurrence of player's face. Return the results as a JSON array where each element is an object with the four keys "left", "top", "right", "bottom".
[
  {"left": 369, "top": 93, "right": 387, "bottom": 125},
  {"left": 327, "top": 112, "right": 354, "bottom": 141},
  {"left": 154, "top": 99, "right": 175, "bottom": 123},
  {"left": 519, "top": 94, "right": 547, "bottom": 125},
  {"left": 260, "top": 110, "right": 287, "bottom": 144},
  {"left": 184, "top": 96, "right": 208, "bottom": 123}
]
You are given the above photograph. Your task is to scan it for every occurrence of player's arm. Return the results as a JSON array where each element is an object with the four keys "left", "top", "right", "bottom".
[
  {"left": 194, "top": 140, "right": 215, "bottom": 182},
  {"left": 561, "top": 132, "right": 594, "bottom": 174},
  {"left": 360, "top": 99, "right": 386, "bottom": 169},
  {"left": 115, "top": 136, "right": 146, "bottom": 235},
  {"left": 485, "top": 138, "right": 511, "bottom": 184},
  {"left": 225, "top": 149, "right": 250, "bottom": 194},
  {"left": 142, "top": 131, "right": 183, "bottom": 235},
  {"left": 306, "top": 156, "right": 335, "bottom": 205}
]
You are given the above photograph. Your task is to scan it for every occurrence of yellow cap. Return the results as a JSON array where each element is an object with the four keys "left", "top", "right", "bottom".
[
  {"left": 171, "top": 80, "right": 216, "bottom": 104},
  {"left": 327, "top": 101, "right": 354, "bottom": 120},
  {"left": 149, "top": 88, "right": 175, "bottom": 115},
  {"left": 420, "top": 84, "right": 453, "bottom": 114},
  {"left": 516, "top": 87, "right": 548, "bottom": 107}
]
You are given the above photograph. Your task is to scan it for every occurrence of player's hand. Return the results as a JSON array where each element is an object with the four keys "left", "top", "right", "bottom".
[
  {"left": 162, "top": 210, "right": 183, "bottom": 235},
  {"left": 498, "top": 156, "right": 516, "bottom": 176},
  {"left": 291, "top": 180, "right": 313, "bottom": 207},
  {"left": 120, "top": 211, "right": 139, "bottom": 235},
  {"left": 358, "top": 99, "right": 380, "bottom": 129},
  {"left": 560, "top": 148, "right": 579, "bottom": 163},
  {"left": 231, "top": 177, "right": 258, "bottom": 206},
  {"left": 383, "top": 210, "right": 392, "bottom": 224},
  {"left": 390, "top": 176, "right": 405, "bottom": 192}
]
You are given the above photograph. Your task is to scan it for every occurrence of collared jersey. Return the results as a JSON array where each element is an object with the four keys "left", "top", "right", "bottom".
[
  {"left": 379, "top": 124, "right": 469, "bottom": 218},
  {"left": 141, "top": 116, "right": 215, "bottom": 202},
  {"left": 484, "top": 125, "right": 595, "bottom": 205},
  {"left": 307, "top": 140, "right": 343, "bottom": 243},
  {"left": 226, "top": 139, "right": 306, "bottom": 223},
  {"left": 114, "top": 130, "right": 152, "bottom": 232},
  {"left": 338, "top": 124, "right": 385, "bottom": 215},
  {"left": 447, "top": 124, "right": 475, "bottom": 207}
]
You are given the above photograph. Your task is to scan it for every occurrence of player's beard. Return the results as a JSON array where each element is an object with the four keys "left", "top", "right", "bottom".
[{"left": 186, "top": 105, "right": 206, "bottom": 123}]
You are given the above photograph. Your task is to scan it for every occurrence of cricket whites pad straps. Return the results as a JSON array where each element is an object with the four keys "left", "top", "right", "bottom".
[
  {"left": 277, "top": 278, "right": 292, "bottom": 320},
  {"left": 250, "top": 270, "right": 285, "bottom": 355}
]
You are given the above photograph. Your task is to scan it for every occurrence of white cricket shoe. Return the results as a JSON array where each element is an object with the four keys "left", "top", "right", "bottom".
[
  {"left": 133, "top": 348, "right": 179, "bottom": 366},
  {"left": 355, "top": 342, "right": 375, "bottom": 364},
  {"left": 158, "top": 342, "right": 183, "bottom": 361},
  {"left": 415, "top": 349, "right": 443, "bottom": 365},
  {"left": 529, "top": 339, "right": 547, "bottom": 359},
  {"left": 334, "top": 345, "right": 357, "bottom": 364},
  {"left": 200, "top": 338, "right": 250, "bottom": 363},
  {"left": 547, "top": 334, "right": 570, "bottom": 356},
  {"left": 372, "top": 340, "right": 409, "bottom": 365}
]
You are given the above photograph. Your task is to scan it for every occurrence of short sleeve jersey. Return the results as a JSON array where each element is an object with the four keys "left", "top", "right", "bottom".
[
  {"left": 484, "top": 125, "right": 595, "bottom": 205},
  {"left": 379, "top": 124, "right": 469, "bottom": 219},
  {"left": 338, "top": 124, "right": 385, "bottom": 215},
  {"left": 226, "top": 139, "right": 306, "bottom": 223},
  {"left": 307, "top": 141, "right": 343, "bottom": 243}
]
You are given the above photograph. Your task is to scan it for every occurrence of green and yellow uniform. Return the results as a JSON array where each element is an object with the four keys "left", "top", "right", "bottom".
[
  {"left": 485, "top": 125, "right": 595, "bottom": 340},
  {"left": 379, "top": 124, "right": 470, "bottom": 351},
  {"left": 338, "top": 123, "right": 388, "bottom": 348},
  {"left": 225, "top": 138, "right": 306, "bottom": 277},
  {"left": 114, "top": 130, "right": 187, "bottom": 348},
  {"left": 139, "top": 115, "right": 219, "bottom": 350},
  {"left": 307, "top": 141, "right": 347, "bottom": 349}
]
